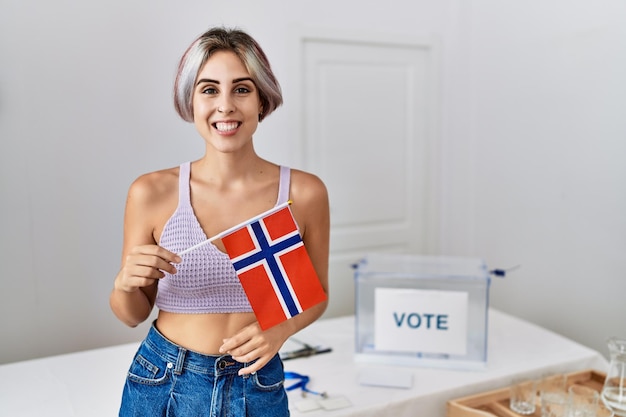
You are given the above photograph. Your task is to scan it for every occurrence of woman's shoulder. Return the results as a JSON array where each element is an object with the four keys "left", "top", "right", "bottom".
[
  {"left": 127, "top": 165, "right": 180, "bottom": 206},
  {"left": 286, "top": 168, "right": 330, "bottom": 237},
  {"left": 288, "top": 168, "right": 329, "bottom": 202}
]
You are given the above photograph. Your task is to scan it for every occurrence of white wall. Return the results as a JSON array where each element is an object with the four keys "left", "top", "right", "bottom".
[
  {"left": 1, "top": 0, "right": 624, "bottom": 364},
  {"left": 464, "top": 0, "right": 626, "bottom": 357}
]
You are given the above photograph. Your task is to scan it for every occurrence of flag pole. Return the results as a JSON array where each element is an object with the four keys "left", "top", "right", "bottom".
[{"left": 178, "top": 200, "right": 292, "bottom": 256}]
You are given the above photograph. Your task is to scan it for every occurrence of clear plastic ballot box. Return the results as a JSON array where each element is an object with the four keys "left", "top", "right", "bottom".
[{"left": 353, "top": 253, "right": 490, "bottom": 370}]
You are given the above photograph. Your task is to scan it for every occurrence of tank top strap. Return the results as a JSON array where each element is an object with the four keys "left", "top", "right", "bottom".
[
  {"left": 178, "top": 161, "right": 191, "bottom": 208},
  {"left": 276, "top": 165, "right": 291, "bottom": 205}
]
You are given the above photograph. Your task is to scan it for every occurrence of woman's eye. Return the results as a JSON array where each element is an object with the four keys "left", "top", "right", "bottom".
[
  {"left": 234, "top": 87, "right": 251, "bottom": 94},
  {"left": 202, "top": 86, "right": 218, "bottom": 95}
]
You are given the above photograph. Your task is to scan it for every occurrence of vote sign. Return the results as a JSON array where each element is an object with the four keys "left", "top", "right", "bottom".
[{"left": 374, "top": 288, "right": 469, "bottom": 356}]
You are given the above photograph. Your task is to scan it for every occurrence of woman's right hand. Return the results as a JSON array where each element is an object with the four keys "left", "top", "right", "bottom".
[{"left": 114, "top": 245, "right": 181, "bottom": 293}]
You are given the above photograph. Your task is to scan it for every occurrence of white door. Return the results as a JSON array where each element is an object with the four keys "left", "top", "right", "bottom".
[{"left": 299, "top": 32, "right": 440, "bottom": 317}]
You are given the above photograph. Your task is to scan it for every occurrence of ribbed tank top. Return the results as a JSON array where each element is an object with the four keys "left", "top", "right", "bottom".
[{"left": 155, "top": 162, "right": 291, "bottom": 313}]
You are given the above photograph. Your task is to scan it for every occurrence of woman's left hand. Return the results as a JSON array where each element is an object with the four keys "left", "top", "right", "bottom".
[{"left": 219, "top": 321, "right": 291, "bottom": 375}]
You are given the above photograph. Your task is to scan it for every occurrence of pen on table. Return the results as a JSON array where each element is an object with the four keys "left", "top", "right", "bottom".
[{"left": 281, "top": 347, "right": 333, "bottom": 360}]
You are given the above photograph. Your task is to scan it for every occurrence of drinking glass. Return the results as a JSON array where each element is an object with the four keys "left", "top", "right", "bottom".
[
  {"left": 510, "top": 378, "right": 537, "bottom": 415},
  {"left": 540, "top": 374, "right": 568, "bottom": 417},
  {"left": 568, "top": 384, "right": 599, "bottom": 417},
  {"left": 601, "top": 337, "right": 626, "bottom": 417}
]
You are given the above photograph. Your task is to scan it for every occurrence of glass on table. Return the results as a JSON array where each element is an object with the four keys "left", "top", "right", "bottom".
[
  {"left": 568, "top": 384, "right": 599, "bottom": 417},
  {"left": 541, "top": 392, "right": 570, "bottom": 417},
  {"left": 510, "top": 378, "right": 538, "bottom": 415},
  {"left": 601, "top": 336, "right": 626, "bottom": 417},
  {"left": 540, "top": 374, "right": 569, "bottom": 417}
]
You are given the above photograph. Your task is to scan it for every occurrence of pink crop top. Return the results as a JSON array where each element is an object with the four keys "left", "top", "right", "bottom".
[{"left": 155, "top": 162, "right": 291, "bottom": 313}]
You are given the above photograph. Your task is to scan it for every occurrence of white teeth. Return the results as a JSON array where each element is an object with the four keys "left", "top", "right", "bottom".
[{"left": 215, "top": 122, "right": 239, "bottom": 132}]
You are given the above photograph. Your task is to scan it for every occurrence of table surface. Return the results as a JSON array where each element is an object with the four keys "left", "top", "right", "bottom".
[{"left": 0, "top": 309, "right": 609, "bottom": 417}]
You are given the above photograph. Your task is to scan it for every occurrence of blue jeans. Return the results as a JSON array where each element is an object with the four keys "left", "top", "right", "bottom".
[{"left": 119, "top": 322, "right": 289, "bottom": 417}]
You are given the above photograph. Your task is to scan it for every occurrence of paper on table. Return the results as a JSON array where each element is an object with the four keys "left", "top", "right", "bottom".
[{"left": 318, "top": 396, "right": 353, "bottom": 411}]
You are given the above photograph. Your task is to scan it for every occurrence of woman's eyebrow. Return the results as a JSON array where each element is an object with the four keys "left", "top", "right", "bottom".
[
  {"left": 196, "top": 77, "right": 255, "bottom": 86},
  {"left": 196, "top": 78, "right": 218, "bottom": 86},
  {"left": 233, "top": 77, "right": 254, "bottom": 84}
]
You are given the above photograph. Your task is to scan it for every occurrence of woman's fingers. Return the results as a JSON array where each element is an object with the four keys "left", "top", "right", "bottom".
[{"left": 117, "top": 245, "right": 181, "bottom": 292}]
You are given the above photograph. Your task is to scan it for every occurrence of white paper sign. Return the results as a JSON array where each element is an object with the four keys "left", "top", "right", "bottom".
[{"left": 374, "top": 287, "right": 469, "bottom": 355}]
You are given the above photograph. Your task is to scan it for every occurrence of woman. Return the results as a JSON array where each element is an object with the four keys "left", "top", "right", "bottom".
[{"left": 110, "top": 26, "right": 330, "bottom": 416}]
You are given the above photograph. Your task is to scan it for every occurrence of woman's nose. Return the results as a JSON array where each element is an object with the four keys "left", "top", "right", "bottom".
[{"left": 217, "top": 96, "right": 234, "bottom": 114}]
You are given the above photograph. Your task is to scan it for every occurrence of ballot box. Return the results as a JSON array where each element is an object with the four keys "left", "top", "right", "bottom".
[{"left": 354, "top": 253, "right": 491, "bottom": 370}]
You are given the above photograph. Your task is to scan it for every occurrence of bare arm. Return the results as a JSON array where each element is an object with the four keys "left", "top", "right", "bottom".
[
  {"left": 219, "top": 171, "right": 330, "bottom": 374},
  {"left": 109, "top": 174, "right": 181, "bottom": 327}
]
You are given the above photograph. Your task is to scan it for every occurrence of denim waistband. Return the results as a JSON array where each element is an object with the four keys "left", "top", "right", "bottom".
[{"left": 143, "top": 321, "right": 248, "bottom": 376}]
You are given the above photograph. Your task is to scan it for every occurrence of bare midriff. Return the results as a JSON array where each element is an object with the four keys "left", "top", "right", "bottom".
[{"left": 155, "top": 310, "right": 257, "bottom": 355}]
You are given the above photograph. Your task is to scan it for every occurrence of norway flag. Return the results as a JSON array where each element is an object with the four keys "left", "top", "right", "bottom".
[{"left": 221, "top": 204, "right": 327, "bottom": 330}]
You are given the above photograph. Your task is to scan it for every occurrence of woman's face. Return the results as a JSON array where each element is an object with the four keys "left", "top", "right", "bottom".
[{"left": 192, "top": 50, "right": 263, "bottom": 154}]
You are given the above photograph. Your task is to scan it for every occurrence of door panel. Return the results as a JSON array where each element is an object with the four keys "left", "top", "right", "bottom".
[{"left": 300, "top": 35, "right": 439, "bottom": 317}]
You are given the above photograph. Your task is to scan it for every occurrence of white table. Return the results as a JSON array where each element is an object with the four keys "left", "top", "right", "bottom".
[{"left": 0, "top": 309, "right": 608, "bottom": 417}]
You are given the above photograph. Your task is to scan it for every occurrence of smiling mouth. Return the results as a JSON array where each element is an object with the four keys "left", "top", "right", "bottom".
[{"left": 214, "top": 121, "right": 241, "bottom": 132}]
